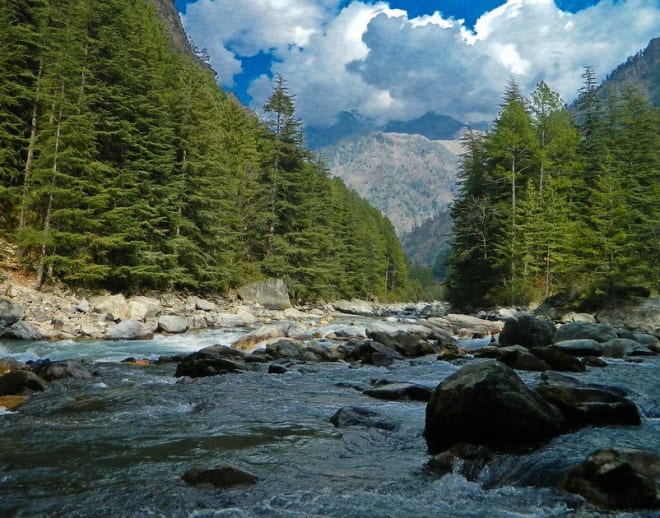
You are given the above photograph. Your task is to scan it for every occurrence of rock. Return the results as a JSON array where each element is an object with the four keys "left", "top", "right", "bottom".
[
  {"left": 363, "top": 382, "right": 432, "bottom": 402},
  {"left": 564, "top": 448, "right": 660, "bottom": 509},
  {"left": 175, "top": 345, "right": 248, "bottom": 378},
  {"left": 158, "top": 315, "right": 190, "bottom": 334},
  {"left": 90, "top": 294, "right": 130, "bottom": 322},
  {"left": 353, "top": 339, "right": 404, "bottom": 366},
  {"left": 37, "top": 360, "right": 93, "bottom": 381},
  {"left": 0, "top": 297, "right": 24, "bottom": 326},
  {"left": 366, "top": 329, "right": 435, "bottom": 357},
  {"left": 536, "top": 372, "right": 640, "bottom": 426},
  {"left": 498, "top": 315, "right": 556, "bottom": 348},
  {"left": 330, "top": 406, "right": 398, "bottom": 431},
  {"left": 75, "top": 299, "right": 90, "bottom": 313},
  {"left": 553, "top": 322, "right": 618, "bottom": 343},
  {"left": 0, "top": 370, "right": 48, "bottom": 395},
  {"left": 182, "top": 464, "right": 258, "bottom": 488},
  {"left": 601, "top": 338, "right": 655, "bottom": 358},
  {"left": 634, "top": 333, "right": 660, "bottom": 351},
  {"left": 214, "top": 309, "right": 256, "bottom": 328},
  {"left": 596, "top": 297, "right": 660, "bottom": 333},
  {"left": 268, "top": 364, "right": 289, "bottom": 374},
  {"left": 265, "top": 339, "right": 303, "bottom": 360},
  {"left": 128, "top": 296, "right": 161, "bottom": 319},
  {"left": 529, "top": 347, "right": 586, "bottom": 372},
  {"left": 423, "top": 361, "right": 567, "bottom": 454},
  {"left": 549, "top": 339, "right": 604, "bottom": 356},
  {"left": 474, "top": 345, "right": 551, "bottom": 371},
  {"left": 333, "top": 299, "right": 374, "bottom": 316},
  {"left": 0, "top": 395, "right": 29, "bottom": 410},
  {"left": 562, "top": 312, "right": 597, "bottom": 324},
  {"left": 445, "top": 314, "right": 504, "bottom": 336},
  {"left": 231, "top": 323, "right": 290, "bottom": 351},
  {"left": 237, "top": 278, "right": 291, "bottom": 310},
  {"left": 0, "top": 357, "right": 25, "bottom": 376},
  {"left": 426, "top": 444, "right": 493, "bottom": 481},
  {"left": 192, "top": 297, "right": 216, "bottom": 311},
  {"left": 2, "top": 321, "right": 41, "bottom": 340},
  {"left": 105, "top": 319, "right": 155, "bottom": 340}
]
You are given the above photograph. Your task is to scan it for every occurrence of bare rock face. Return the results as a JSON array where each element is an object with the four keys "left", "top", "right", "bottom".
[
  {"left": 237, "top": 278, "right": 291, "bottom": 310},
  {"left": 565, "top": 448, "right": 660, "bottom": 509},
  {"left": 424, "top": 361, "right": 567, "bottom": 454}
]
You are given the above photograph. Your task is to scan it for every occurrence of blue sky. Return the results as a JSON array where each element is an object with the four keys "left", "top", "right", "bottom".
[{"left": 176, "top": 1, "right": 659, "bottom": 125}]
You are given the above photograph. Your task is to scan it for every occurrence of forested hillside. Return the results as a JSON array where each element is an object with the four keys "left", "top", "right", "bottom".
[
  {"left": 0, "top": 0, "right": 411, "bottom": 302},
  {"left": 447, "top": 74, "right": 659, "bottom": 310}
]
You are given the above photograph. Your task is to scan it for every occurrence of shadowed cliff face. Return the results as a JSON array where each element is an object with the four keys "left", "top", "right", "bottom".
[{"left": 148, "top": 0, "right": 206, "bottom": 67}]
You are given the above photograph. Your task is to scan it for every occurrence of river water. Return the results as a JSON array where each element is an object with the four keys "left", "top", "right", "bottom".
[{"left": 1, "top": 322, "right": 658, "bottom": 517}]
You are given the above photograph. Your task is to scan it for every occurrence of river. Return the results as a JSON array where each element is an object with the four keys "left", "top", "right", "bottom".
[{"left": 1, "top": 322, "right": 658, "bottom": 517}]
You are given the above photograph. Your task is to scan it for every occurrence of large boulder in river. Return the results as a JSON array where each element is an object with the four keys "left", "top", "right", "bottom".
[
  {"left": 536, "top": 372, "right": 640, "bottom": 426},
  {"left": 175, "top": 345, "right": 249, "bottom": 378},
  {"left": 157, "top": 315, "right": 190, "bottom": 334},
  {"left": 333, "top": 299, "right": 374, "bottom": 316},
  {"left": 364, "top": 381, "right": 432, "bottom": 402},
  {"left": 330, "top": 406, "right": 398, "bottom": 431},
  {"left": 37, "top": 360, "right": 93, "bottom": 382},
  {"left": 2, "top": 320, "right": 41, "bottom": 340},
  {"left": 0, "top": 369, "right": 48, "bottom": 395},
  {"left": 366, "top": 329, "right": 435, "bottom": 357},
  {"left": 499, "top": 315, "right": 556, "bottom": 348},
  {"left": 553, "top": 322, "right": 618, "bottom": 343},
  {"left": 237, "top": 278, "right": 291, "bottom": 310},
  {"left": 474, "top": 345, "right": 551, "bottom": 371},
  {"left": 182, "top": 464, "right": 258, "bottom": 488},
  {"left": 105, "top": 319, "right": 155, "bottom": 340},
  {"left": 565, "top": 448, "right": 660, "bottom": 509},
  {"left": 424, "top": 361, "right": 567, "bottom": 454},
  {"left": 601, "top": 338, "right": 655, "bottom": 358}
]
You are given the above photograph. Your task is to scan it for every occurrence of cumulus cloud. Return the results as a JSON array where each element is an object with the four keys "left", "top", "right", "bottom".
[{"left": 182, "top": 0, "right": 660, "bottom": 125}]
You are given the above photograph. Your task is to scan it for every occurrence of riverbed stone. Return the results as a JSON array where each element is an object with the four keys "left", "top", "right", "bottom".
[
  {"left": 366, "top": 329, "right": 435, "bottom": 357},
  {"left": 330, "top": 406, "right": 398, "bottom": 431},
  {"left": 37, "top": 360, "right": 93, "bottom": 381},
  {"left": 158, "top": 315, "right": 190, "bottom": 334},
  {"left": 182, "top": 464, "right": 258, "bottom": 488},
  {"left": 232, "top": 323, "right": 290, "bottom": 351},
  {"left": 596, "top": 297, "right": 660, "bottom": 333},
  {"left": 363, "top": 382, "right": 432, "bottom": 402},
  {"left": 2, "top": 320, "right": 41, "bottom": 340},
  {"left": 553, "top": 322, "right": 618, "bottom": 343},
  {"left": 549, "top": 339, "right": 604, "bottom": 356},
  {"left": 105, "top": 319, "right": 154, "bottom": 340},
  {"left": 445, "top": 314, "right": 504, "bottom": 337},
  {"left": 528, "top": 347, "right": 586, "bottom": 372},
  {"left": 332, "top": 299, "right": 374, "bottom": 316},
  {"left": 564, "top": 448, "right": 660, "bottom": 509},
  {"left": 424, "top": 360, "right": 567, "bottom": 454},
  {"left": 237, "top": 278, "right": 291, "bottom": 310},
  {"left": 499, "top": 315, "right": 556, "bottom": 348},
  {"left": 90, "top": 294, "right": 130, "bottom": 322},
  {"left": 352, "top": 339, "right": 403, "bottom": 366},
  {"left": 536, "top": 372, "right": 640, "bottom": 426},
  {"left": 0, "top": 370, "right": 48, "bottom": 395},
  {"left": 0, "top": 357, "right": 25, "bottom": 376},
  {"left": 265, "top": 339, "right": 303, "bottom": 360},
  {"left": 175, "top": 345, "right": 249, "bottom": 378},
  {"left": 474, "top": 345, "right": 551, "bottom": 371},
  {"left": 601, "top": 338, "right": 655, "bottom": 358}
]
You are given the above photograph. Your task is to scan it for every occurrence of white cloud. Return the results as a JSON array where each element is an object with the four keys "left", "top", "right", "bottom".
[{"left": 182, "top": 0, "right": 660, "bottom": 125}]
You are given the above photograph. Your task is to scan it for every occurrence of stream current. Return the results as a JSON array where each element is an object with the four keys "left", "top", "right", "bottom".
[{"left": 1, "top": 322, "right": 658, "bottom": 517}]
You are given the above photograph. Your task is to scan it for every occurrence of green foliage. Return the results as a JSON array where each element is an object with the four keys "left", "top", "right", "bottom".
[
  {"left": 447, "top": 76, "right": 659, "bottom": 309},
  {"left": 0, "top": 2, "right": 411, "bottom": 301}
]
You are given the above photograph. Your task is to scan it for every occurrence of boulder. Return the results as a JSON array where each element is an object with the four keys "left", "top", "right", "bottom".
[
  {"left": 37, "top": 360, "right": 93, "bottom": 381},
  {"left": 192, "top": 297, "right": 216, "bottom": 312},
  {"left": 330, "top": 406, "right": 398, "bottom": 431},
  {"left": 564, "top": 448, "right": 659, "bottom": 509},
  {"left": 90, "top": 294, "right": 130, "bottom": 322},
  {"left": 267, "top": 364, "right": 289, "bottom": 374},
  {"left": 352, "top": 339, "right": 403, "bottom": 367},
  {"left": 158, "top": 315, "right": 190, "bottom": 334},
  {"left": 553, "top": 322, "right": 618, "bottom": 343},
  {"left": 529, "top": 347, "right": 586, "bottom": 372},
  {"left": 0, "top": 370, "right": 48, "bottom": 395},
  {"left": 237, "top": 278, "right": 291, "bottom": 310},
  {"left": 536, "top": 372, "right": 640, "bottom": 426},
  {"left": 128, "top": 296, "right": 161, "bottom": 319},
  {"left": 105, "top": 319, "right": 154, "bottom": 340},
  {"left": 2, "top": 321, "right": 41, "bottom": 340},
  {"left": 445, "top": 314, "right": 504, "bottom": 336},
  {"left": 596, "top": 297, "right": 660, "bottom": 333},
  {"left": 265, "top": 339, "right": 303, "bottom": 360},
  {"left": 549, "top": 339, "right": 603, "bottom": 357},
  {"left": 231, "top": 323, "right": 290, "bottom": 351},
  {"left": 474, "top": 345, "right": 551, "bottom": 371},
  {"left": 0, "top": 357, "right": 24, "bottom": 376},
  {"left": 363, "top": 382, "right": 432, "bottom": 402},
  {"left": 214, "top": 309, "right": 257, "bottom": 328},
  {"left": 426, "top": 444, "right": 493, "bottom": 481},
  {"left": 366, "top": 329, "right": 435, "bottom": 357},
  {"left": 634, "top": 333, "right": 660, "bottom": 351},
  {"left": 498, "top": 315, "right": 555, "bottom": 348},
  {"left": 601, "top": 338, "right": 655, "bottom": 358},
  {"left": 175, "top": 345, "right": 248, "bottom": 378},
  {"left": 423, "top": 361, "right": 567, "bottom": 454},
  {"left": 333, "top": 299, "right": 374, "bottom": 316},
  {"left": 0, "top": 297, "right": 24, "bottom": 326},
  {"left": 182, "top": 464, "right": 258, "bottom": 488}
]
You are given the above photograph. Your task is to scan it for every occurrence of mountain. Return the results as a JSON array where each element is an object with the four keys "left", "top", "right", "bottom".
[
  {"left": 306, "top": 111, "right": 468, "bottom": 149},
  {"left": 600, "top": 37, "right": 659, "bottom": 106},
  {"left": 320, "top": 131, "right": 460, "bottom": 236},
  {"left": 401, "top": 208, "right": 453, "bottom": 270}
]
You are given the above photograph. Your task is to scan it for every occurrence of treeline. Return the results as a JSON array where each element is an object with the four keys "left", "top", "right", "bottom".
[
  {"left": 0, "top": 0, "right": 410, "bottom": 301},
  {"left": 447, "top": 73, "right": 659, "bottom": 310}
]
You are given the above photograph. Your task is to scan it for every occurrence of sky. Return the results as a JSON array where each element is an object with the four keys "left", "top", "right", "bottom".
[{"left": 175, "top": 0, "right": 660, "bottom": 126}]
